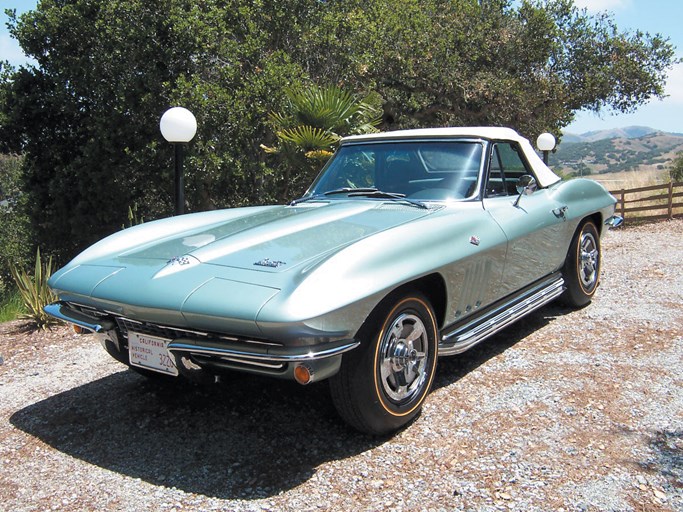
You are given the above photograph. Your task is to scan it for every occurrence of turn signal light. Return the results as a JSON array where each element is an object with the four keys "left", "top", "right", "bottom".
[
  {"left": 293, "top": 364, "right": 313, "bottom": 385},
  {"left": 72, "top": 324, "right": 85, "bottom": 334}
]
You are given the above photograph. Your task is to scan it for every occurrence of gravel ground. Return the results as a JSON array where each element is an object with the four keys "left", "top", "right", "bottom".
[{"left": 0, "top": 219, "right": 682, "bottom": 512}]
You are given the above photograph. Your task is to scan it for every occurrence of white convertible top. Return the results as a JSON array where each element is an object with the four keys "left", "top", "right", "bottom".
[{"left": 342, "top": 126, "right": 562, "bottom": 188}]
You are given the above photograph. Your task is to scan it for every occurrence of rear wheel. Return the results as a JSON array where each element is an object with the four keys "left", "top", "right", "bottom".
[
  {"left": 561, "top": 220, "right": 601, "bottom": 307},
  {"left": 330, "top": 292, "right": 438, "bottom": 435}
]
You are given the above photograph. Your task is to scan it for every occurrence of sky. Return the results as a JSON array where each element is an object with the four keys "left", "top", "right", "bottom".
[{"left": 2, "top": 0, "right": 682, "bottom": 135}]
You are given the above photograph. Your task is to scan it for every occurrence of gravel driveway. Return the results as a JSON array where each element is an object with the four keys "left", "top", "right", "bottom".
[{"left": 1, "top": 219, "right": 682, "bottom": 512}]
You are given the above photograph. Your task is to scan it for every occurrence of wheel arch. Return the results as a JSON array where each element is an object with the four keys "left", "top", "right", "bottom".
[
  {"left": 331, "top": 275, "right": 442, "bottom": 434},
  {"left": 586, "top": 212, "right": 604, "bottom": 235},
  {"left": 384, "top": 273, "right": 447, "bottom": 329}
]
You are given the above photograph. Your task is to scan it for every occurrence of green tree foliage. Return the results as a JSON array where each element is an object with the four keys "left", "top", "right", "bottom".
[
  {"left": 262, "top": 84, "right": 382, "bottom": 198},
  {"left": 301, "top": 0, "right": 676, "bottom": 137},
  {"left": 1, "top": 0, "right": 310, "bottom": 262},
  {"left": 670, "top": 152, "right": 683, "bottom": 182},
  {"left": 0, "top": 153, "right": 32, "bottom": 290},
  {"left": 0, "top": 0, "right": 677, "bottom": 263}
]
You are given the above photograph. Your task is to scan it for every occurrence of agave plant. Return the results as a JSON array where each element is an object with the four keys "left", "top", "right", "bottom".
[{"left": 10, "top": 248, "right": 59, "bottom": 330}]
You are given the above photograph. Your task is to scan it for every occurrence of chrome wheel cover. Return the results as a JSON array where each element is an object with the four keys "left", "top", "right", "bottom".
[
  {"left": 378, "top": 312, "right": 429, "bottom": 403},
  {"left": 579, "top": 231, "right": 599, "bottom": 289}
]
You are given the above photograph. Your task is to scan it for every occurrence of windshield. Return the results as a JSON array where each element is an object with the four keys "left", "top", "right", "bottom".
[{"left": 307, "top": 140, "right": 483, "bottom": 201}]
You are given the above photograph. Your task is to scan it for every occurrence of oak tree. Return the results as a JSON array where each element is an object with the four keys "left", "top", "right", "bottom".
[{"left": 0, "top": 0, "right": 676, "bottom": 262}]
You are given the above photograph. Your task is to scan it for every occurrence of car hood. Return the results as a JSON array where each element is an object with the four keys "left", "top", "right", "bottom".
[
  {"left": 120, "top": 200, "right": 434, "bottom": 272},
  {"left": 49, "top": 200, "right": 437, "bottom": 331}
]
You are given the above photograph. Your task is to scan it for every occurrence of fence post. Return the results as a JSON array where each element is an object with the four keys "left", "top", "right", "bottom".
[
  {"left": 617, "top": 189, "right": 626, "bottom": 220},
  {"left": 668, "top": 181, "right": 674, "bottom": 219}
]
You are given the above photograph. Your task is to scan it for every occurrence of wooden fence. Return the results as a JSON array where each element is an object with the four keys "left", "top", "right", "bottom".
[{"left": 609, "top": 181, "right": 683, "bottom": 223}]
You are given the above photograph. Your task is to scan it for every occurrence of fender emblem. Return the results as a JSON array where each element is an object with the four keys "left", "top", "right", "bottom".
[
  {"left": 254, "top": 258, "right": 286, "bottom": 268},
  {"left": 167, "top": 256, "right": 192, "bottom": 266},
  {"left": 469, "top": 236, "right": 480, "bottom": 246}
]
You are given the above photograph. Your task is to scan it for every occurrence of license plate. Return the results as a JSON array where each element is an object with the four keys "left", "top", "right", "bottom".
[{"left": 128, "top": 331, "right": 179, "bottom": 377}]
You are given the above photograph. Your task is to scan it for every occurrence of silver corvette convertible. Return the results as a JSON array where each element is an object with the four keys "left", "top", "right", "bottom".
[{"left": 45, "top": 127, "right": 621, "bottom": 434}]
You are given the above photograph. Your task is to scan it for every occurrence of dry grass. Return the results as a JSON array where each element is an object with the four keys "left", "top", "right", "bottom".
[
  {"left": 586, "top": 168, "right": 683, "bottom": 221},
  {"left": 587, "top": 167, "right": 669, "bottom": 190}
]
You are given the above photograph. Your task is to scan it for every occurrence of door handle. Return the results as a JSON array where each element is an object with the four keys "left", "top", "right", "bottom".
[{"left": 552, "top": 205, "right": 568, "bottom": 219}]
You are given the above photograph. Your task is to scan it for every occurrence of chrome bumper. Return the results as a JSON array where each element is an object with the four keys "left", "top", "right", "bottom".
[
  {"left": 604, "top": 215, "right": 623, "bottom": 228},
  {"left": 167, "top": 338, "right": 359, "bottom": 363},
  {"left": 44, "top": 302, "right": 115, "bottom": 332},
  {"left": 168, "top": 338, "right": 356, "bottom": 383},
  {"left": 44, "top": 300, "right": 359, "bottom": 367}
]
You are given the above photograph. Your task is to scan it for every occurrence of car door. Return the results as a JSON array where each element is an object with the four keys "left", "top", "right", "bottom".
[{"left": 483, "top": 141, "right": 572, "bottom": 296}]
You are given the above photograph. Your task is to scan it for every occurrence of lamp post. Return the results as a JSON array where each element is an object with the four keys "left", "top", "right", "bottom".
[
  {"left": 160, "top": 107, "right": 197, "bottom": 215},
  {"left": 536, "top": 132, "right": 556, "bottom": 166}
]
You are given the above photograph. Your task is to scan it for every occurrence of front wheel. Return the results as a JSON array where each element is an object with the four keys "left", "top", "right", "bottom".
[
  {"left": 561, "top": 220, "right": 601, "bottom": 307},
  {"left": 330, "top": 292, "right": 439, "bottom": 435}
]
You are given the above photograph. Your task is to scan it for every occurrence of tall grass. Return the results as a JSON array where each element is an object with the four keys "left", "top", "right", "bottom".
[
  {"left": 588, "top": 167, "right": 669, "bottom": 190},
  {"left": 0, "top": 290, "right": 26, "bottom": 323}
]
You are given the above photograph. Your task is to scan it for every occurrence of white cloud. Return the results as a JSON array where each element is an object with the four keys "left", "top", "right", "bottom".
[
  {"left": 572, "top": 0, "right": 632, "bottom": 12},
  {"left": 664, "top": 60, "right": 683, "bottom": 105}
]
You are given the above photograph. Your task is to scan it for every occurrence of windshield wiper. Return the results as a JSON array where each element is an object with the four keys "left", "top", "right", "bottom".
[
  {"left": 347, "top": 190, "right": 428, "bottom": 209},
  {"left": 290, "top": 187, "right": 428, "bottom": 209},
  {"left": 290, "top": 187, "right": 379, "bottom": 206},
  {"left": 289, "top": 194, "right": 323, "bottom": 206},
  {"left": 324, "top": 187, "right": 379, "bottom": 196}
]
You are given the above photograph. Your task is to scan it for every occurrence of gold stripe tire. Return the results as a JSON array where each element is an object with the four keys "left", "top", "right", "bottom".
[
  {"left": 560, "top": 220, "right": 601, "bottom": 308},
  {"left": 330, "top": 291, "right": 438, "bottom": 435}
]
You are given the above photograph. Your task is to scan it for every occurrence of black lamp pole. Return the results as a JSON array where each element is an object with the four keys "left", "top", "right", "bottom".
[
  {"left": 174, "top": 143, "right": 184, "bottom": 216},
  {"left": 160, "top": 106, "right": 196, "bottom": 217}
]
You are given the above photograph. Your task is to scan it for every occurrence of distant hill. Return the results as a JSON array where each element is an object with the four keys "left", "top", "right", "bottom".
[
  {"left": 561, "top": 126, "right": 661, "bottom": 144},
  {"left": 552, "top": 129, "right": 683, "bottom": 177}
]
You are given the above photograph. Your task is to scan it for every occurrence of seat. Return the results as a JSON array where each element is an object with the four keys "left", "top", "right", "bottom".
[{"left": 382, "top": 160, "right": 416, "bottom": 195}]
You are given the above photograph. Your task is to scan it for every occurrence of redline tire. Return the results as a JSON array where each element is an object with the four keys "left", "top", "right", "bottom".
[
  {"left": 561, "top": 220, "right": 601, "bottom": 307},
  {"left": 330, "top": 292, "right": 438, "bottom": 435}
]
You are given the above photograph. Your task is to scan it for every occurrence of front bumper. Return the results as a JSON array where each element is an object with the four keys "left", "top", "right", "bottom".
[{"left": 44, "top": 301, "right": 359, "bottom": 382}]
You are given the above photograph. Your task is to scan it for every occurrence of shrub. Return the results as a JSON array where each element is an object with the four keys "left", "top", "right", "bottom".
[
  {"left": 122, "top": 203, "right": 145, "bottom": 229},
  {"left": 670, "top": 152, "right": 683, "bottom": 182},
  {"left": 0, "top": 289, "right": 25, "bottom": 323}
]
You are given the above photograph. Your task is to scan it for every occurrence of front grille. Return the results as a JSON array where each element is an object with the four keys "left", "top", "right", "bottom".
[
  {"left": 64, "top": 301, "right": 280, "bottom": 348},
  {"left": 66, "top": 302, "right": 113, "bottom": 319},
  {"left": 115, "top": 317, "right": 212, "bottom": 342},
  {"left": 114, "top": 317, "right": 281, "bottom": 347}
]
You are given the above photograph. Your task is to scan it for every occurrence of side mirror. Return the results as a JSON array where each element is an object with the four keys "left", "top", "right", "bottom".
[{"left": 513, "top": 175, "right": 537, "bottom": 207}]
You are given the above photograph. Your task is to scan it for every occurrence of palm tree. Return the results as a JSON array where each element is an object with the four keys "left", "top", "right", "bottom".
[{"left": 262, "top": 84, "right": 382, "bottom": 199}]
